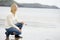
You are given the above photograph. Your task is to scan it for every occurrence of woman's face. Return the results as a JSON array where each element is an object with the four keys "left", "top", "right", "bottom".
[{"left": 11, "top": 4, "right": 17, "bottom": 14}]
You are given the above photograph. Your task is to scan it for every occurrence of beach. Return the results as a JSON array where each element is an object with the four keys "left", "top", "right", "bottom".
[
  {"left": 0, "top": 7, "right": 60, "bottom": 40},
  {"left": 1, "top": 26, "right": 60, "bottom": 40}
]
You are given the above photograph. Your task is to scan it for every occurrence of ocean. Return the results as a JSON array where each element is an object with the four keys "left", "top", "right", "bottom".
[
  {"left": 0, "top": 7, "right": 60, "bottom": 28},
  {"left": 0, "top": 7, "right": 60, "bottom": 40}
]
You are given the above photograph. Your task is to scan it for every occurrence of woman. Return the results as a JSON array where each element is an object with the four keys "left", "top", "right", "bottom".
[{"left": 5, "top": 3, "right": 25, "bottom": 40}]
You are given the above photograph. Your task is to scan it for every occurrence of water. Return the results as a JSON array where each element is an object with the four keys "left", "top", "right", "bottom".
[
  {"left": 0, "top": 7, "right": 60, "bottom": 40},
  {"left": 0, "top": 7, "right": 60, "bottom": 28}
]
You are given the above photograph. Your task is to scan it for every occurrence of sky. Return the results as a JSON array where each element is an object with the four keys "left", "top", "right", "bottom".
[{"left": 14, "top": 0, "right": 60, "bottom": 8}]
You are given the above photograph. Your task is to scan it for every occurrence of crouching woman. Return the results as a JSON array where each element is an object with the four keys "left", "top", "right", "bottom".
[{"left": 5, "top": 3, "right": 26, "bottom": 40}]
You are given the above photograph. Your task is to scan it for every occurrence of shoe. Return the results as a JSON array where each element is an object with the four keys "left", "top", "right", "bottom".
[
  {"left": 5, "top": 37, "right": 9, "bottom": 40},
  {"left": 15, "top": 35, "right": 23, "bottom": 38},
  {"left": 20, "top": 36, "right": 23, "bottom": 38}
]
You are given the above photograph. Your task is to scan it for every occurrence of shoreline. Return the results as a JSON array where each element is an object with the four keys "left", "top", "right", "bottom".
[{"left": 0, "top": 27, "right": 60, "bottom": 40}]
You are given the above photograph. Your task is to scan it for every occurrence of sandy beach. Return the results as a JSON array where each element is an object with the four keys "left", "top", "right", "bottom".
[
  {"left": 0, "top": 7, "right": 60, "bottom": 40},
  {"left": 0, "top": 26, "right": 60, "bottom": 40}
]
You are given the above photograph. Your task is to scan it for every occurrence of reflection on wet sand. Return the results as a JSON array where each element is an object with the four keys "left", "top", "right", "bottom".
[
  {"left": 5, "top": 37, "right": 22, "bottom": 40},
  {"left": 15, "top": 38, "right": 22, "bottom": 40}
]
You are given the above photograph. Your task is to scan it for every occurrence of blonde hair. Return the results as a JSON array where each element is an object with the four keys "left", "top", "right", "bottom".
[{"left": 11, "top": 3, "right": 18, "bottom": 12}]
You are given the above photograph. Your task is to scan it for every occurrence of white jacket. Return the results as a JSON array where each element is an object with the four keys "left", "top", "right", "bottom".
[{"left": 5, "top": 12, "right": 20, "bottom": 30}]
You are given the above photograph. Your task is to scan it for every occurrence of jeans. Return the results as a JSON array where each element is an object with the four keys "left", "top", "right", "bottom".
[{"left": 5, "top": 23, "right": 23, "bottom": 37}]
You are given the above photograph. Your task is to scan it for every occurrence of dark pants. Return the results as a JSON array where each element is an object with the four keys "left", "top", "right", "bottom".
[{"left": 5, "top": 23, "right": 23, "bottom": 37}]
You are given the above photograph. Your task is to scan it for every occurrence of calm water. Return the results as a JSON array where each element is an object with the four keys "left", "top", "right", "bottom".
[
  {"left": 0, "top": 7, "right": 60, "bottom": 28},
  {"left": 1, "top": 7, "right": 60, "bottom": 40}
]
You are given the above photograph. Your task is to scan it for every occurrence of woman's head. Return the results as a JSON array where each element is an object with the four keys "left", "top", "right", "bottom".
[{"left": 11, "top": 3, "right": 18, "bottom": 14}]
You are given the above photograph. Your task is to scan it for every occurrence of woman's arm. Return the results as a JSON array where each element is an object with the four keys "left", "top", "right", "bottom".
[
  {"left": 16, "top": 18, "right": 26, "bottom": 25},
  {"left": 15, "top": 15, "right": 27, "bottom": 25},
  {"left": 15, "top": 15, "right": 21, "bottom": 22},
  {"left": 7, "top": 16, "right": 19, "bottom": 30},
  {"left": 15, "top": 18, "right": 20, "bottom": 22}
]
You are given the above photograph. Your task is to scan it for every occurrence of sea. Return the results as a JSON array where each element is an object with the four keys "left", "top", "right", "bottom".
[
  {"left": 0, "top": 7, "right": 60, "bottom": 28},
  {"left": 0, "top": 7, "right": 60, "bottom": 40}
]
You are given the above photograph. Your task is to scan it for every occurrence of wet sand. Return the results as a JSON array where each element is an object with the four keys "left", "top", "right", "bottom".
[
  {"left": 0, "top": 26, "right": 60, "bottom": 40},
  {"left": 0, "top": 7, "right": 60, "bottom": 40}
]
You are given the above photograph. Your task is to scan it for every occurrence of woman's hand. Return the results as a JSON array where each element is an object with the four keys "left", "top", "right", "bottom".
[
  {"left": 23, "top": 23, "right": 27, "bottom": 26},
  {"left": 20, "top": 21, "right": 27, "bottom": 26},
  {"left": 18, "top": 29, "right": 22, "bottom": 32}
]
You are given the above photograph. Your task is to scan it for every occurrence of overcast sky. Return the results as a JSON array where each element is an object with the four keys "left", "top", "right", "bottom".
[{"left": 14, "top": 0, "right": 60, "bottom": 7}]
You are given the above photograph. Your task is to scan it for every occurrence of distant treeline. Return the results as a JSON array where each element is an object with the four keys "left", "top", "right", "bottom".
[{"left": 0, "top": 0, "right": 59, "bottom": 9}]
